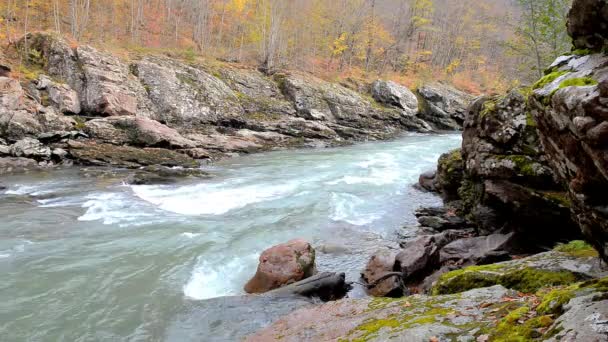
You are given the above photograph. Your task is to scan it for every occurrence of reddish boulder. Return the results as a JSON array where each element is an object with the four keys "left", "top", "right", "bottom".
[{"left": 244, "top": 239, "right": 317, "bottom": 294}]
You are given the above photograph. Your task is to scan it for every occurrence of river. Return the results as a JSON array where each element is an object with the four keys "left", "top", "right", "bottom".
[{"left": 0, "top": 133, "right": 461, "bottom": 341}]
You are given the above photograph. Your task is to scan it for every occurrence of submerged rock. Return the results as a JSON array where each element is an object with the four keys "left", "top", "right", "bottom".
[
  {"left": 124, "top": 166, "right": 210, "bottom": 185},
  {"left": 244, "top": 239, "right": 317, "bottom": 294},
  {"left": 0, "top": 157, "right": 40, "bottom": 175},
  {"left": 67, "top": 140, "right": 198, "bottom": 168},
  {"left": 167, "top": 294, "right": 315, "bottom": 342}
]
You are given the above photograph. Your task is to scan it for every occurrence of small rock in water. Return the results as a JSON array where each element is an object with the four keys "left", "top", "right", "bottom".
[
  {"left": 244, "top": 239, "right": 317, "bottom": 294},
  {"left": 316, "top": 243, "right": 351, "bottom": 255}
]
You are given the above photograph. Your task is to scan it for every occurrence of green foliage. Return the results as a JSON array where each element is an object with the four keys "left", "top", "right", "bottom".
[{"left": 511, "top": 0, "right": 572, "bottom": 78}]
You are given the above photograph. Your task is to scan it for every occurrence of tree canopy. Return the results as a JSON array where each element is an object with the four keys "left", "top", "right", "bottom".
[{"left": 1, "top": 0, "right": 573, "bottom": 93}]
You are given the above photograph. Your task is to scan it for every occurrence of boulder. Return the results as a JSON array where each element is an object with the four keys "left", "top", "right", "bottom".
[
  {"left": 0, "top": 157, "right": 39, "bottom": 175},
  {"left": 567, "top": 0, "right": 608, "bottom": 51},
  {"left": 417, "top": 82, "right": 473, "bottom": 130},
  {"left": 268, "top": 272, "right": 349, "bottom": 301},
  {"left": 361, "top": 249, "right": 402, "bottom": 297},
  {"left": 186, "top": 133, "right": 264, "bottom": 153},
  {"left": 244, "top": 239, "right": 317, "bottom": 294},
  {"left": 47, "top": 82, "right": 80, "bottom": 114},
  {"left": 277, "top": 72, "right": 429, "bottom": 134},
  {"left": 545, "top": 290, "right": 608, "bottom": 342},
  {"left": 417, "top": 170, "right": 436, "bottom": 192},
  {"left": 214, "top": 65, "right": 296, "bottom": 118},
  {"left": 9, "top": 138, "right": 51, "bottom": 160},
  {"left": 395, "top": 236, "right": 440, "bottom": 282},
  {"left": 66, "top": 140, "right": 198, "bottom": 168},
  {"left": 414, "top": 206, "right": 468, "bottom": 231},
  {"left": 85, "top": 116, "right": 195, "bottom": 148},
  {"left": 71, "top": 45, "right": 141, "bottom": 116},
  {"left": 439, "top": 232, "right": 514, "bottom": 266},
  {"left": 530, "top": 49, "right": 608, "bottom": 261},
  {"left": 17, "top": 33, "right": 154, "bottom": 118},
  {"left": 371, "top": 80, "right": 418, "bottom": 116},
  {"left": 0, "top": 77, "right": 43, "bottom": 141},
  {"left": 134, "top": 56, "right": 242, "bottom": 125},
  {"left": 434, "top": 149, "right": 464, "bottom": 201},
  {"left": 432, "top": 246, "right": 606, "bottom": 295},
  {"left": 430, "top": 88, "right": 581, "bottom": 243}
]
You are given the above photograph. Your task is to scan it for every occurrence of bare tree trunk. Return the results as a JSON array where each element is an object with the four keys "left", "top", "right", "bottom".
[
  {"left": 53, "top": 0, "right": 61, "bottom": 33},
  {"left": 365, "top": 0, "right": 375, "bottom": 72}
]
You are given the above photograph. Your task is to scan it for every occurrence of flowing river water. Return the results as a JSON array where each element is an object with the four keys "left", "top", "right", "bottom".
[{"left": 0, "top": 133, "right": 461, "bottom": 341}]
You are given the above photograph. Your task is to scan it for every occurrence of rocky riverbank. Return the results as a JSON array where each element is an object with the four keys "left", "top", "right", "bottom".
[
  {"left": 0, "top": 32, "right": 471, "bottom": 185},
  {"left": 240, "top": 1, "right": 608, "bottom": 340},
  {"left": 2, "top": 0, "right": 608, "bottom": 341}
]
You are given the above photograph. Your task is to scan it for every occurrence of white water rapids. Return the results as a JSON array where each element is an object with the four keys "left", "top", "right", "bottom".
[{"left": 0, "top": 133, "right": 461, "bottom": 341}]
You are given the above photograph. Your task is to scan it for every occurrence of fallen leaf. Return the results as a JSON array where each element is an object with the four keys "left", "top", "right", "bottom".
[
  {"left": 429, "top": 337, "right": 439, "bottom": 342},
  {"left": 479, "top": 302, "right": 492, "bottom": 308}
]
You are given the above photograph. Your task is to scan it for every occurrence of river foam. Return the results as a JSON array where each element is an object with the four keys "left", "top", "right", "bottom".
[
  {"left": 132, "top": 182, "right": 299, "bottom": 216},
  {"left": 183, "top": 253, "right": 258, "bottom": 300}
]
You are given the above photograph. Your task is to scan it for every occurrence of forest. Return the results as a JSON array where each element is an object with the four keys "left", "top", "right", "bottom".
[{"left": 2, "top": 0, "right": 572, "bottom": 93}]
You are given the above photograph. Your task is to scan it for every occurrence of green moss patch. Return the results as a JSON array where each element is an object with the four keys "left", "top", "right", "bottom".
[
  {"left": 480, "top": 99, "right": 497, "bottom": 118},
  {"left": 532, "top": 71, "right": 569, "bottom": 90},
  {"left": 572, "top": 49, "right": 592, "bottom": 56},
  {"left": 540, "top": 191, "right": 572, "bottom": 208},
  {"left": 496, "top": 154, "right": 539, "bottom": 177},
  {"left": 554, "top": 240, "right": 598, "bottom": 258},
  {"left": 526, "top": 112, "right": 537, "bottom": 127},
  {"left": 244, "top": 111, "right": 282, "bottom": 122},
  {"left": 432, "top": 265, "right": 581, "bottom": 295},
  {"left": 558, "top": 77, "right": 598, "bottom": 89}
]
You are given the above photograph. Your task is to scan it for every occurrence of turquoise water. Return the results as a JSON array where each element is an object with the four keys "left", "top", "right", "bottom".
[{"left": 0, "top": 133, "right": 460, "bottom": 341}]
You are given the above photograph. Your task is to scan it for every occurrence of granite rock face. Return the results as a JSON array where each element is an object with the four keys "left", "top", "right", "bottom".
[
  {"left": 567, "top": 0, "right": 608, "bottom": 51},
  {"left": 2, "top": 32, "right": 463, "bottom": 170},
  {"left": 417, "top": 82, "right": 473, "bottom": 130},
  {"left": 531, "top": 50, "right": 608, "bottom": 261},
  {"left": 526, "top": 2, "right": 608, "bottom": 261}
]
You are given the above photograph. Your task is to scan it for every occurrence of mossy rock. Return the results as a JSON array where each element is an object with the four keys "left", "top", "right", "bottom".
[
  {"left": 436, "top": 148, "right": 464, "bottom": 200},
  {"left": 554, "top": 240, "right": 598, "bottom": 258},
  {"left": 431, "top": 251, "right": 600, "bottom": 295},
  {"left": 532, "top": 71, "right": 570, "bottom": 90}
]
